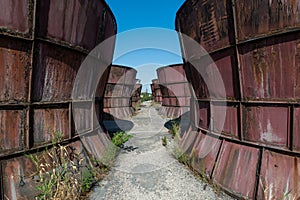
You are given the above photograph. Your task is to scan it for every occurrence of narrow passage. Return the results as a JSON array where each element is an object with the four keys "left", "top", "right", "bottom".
[{"left": 90, "top": 102, "right": 235, "bottom": 200}]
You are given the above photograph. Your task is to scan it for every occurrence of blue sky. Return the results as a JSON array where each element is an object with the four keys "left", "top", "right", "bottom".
[{"left": 105, "top": 0, "right": 186, "bottom": 92}]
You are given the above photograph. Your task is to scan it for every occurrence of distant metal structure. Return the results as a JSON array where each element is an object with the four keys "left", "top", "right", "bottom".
[
  {"left": 157, "top": 64, "right": 191, "bottom": 118},
  {"left": 132, "top": 79, "right": 142, "bottom": 110},
  {"left": 151, "top": 79, "right": 162, "bottom": 104},
  {"left": 0, "top": 0, "right": 117, "bottom": 199},
  {"left": 176, "top": 0, "right": 300, "bottom": 199},
  {"left": 103, "top": 65, "right": 137, "bottom": 120}
]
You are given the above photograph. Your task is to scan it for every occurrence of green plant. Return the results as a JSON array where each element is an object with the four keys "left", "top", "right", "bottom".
[
  {"left": 99, "top": 143, "right": 118, "bottom": 167},
  {"left": 173, "top": 146, "right": 190, "bottom": 166},
  {"left": 162, "top": 135, "right": 167, "bottom": 146},
  {"left": 169, "top": 122, "right": 180, "bottom": 139},
  {"left": 81, "top": 167, "right": 95, "bottom": 193},
  {"left": 111, "top": 131, "right": 133, "bottom": 147},
  {"left": 26, "top": 131, "right": 109, "bottom": 200}
]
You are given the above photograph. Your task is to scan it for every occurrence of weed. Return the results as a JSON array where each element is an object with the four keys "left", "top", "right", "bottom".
[
  {"left": 111, "top": 131, "right": 133, "bottom": 147},
  {"left": 162, "top": 135, "right": 167, "bottom": 146},
  {"left": 26, "top": 131, "right": 109, "bottom": 200},
  {"left": 169, "top": 122, "right": 180, "bottom": 139},
  {"left": 99, "top": 143, "right": 118, "bottom": 167},
  {"left": 173, "top": 146, "right": 190, "bottom": 166}
]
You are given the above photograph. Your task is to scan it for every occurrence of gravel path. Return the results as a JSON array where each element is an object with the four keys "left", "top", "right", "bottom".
[{"left": 89, "top": 102, "right": 235, "bottom": 200}]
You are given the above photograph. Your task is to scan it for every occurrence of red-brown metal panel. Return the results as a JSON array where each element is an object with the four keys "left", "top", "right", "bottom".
[
  {"left": 38, "top": 0, "right": 107, "bottom": 51},
  {"left": 0, "top": 0, "right": 117, "bottom": 199},
  {"left": 0, "top": 37, "right": 31, "bottom": 104},
  {"left": 235, "top": 0, "right": 300, "bottom": 42},
  {"left": 176, "top": 0, "right": 300, "bottom": 199},
  {"left": 103, "top": 65, "right": 137, "bottom": 119},
  {"left": 212, "top": 103, "right": 239, "bottom": 138},
  {"left": 243, "top": 106, "right": 289, "bottom": 149},
  {"left": 32, "top": 42, "right": 84, "bottom": 102},
  {"left": 1, "top": 155, "right": 38, "bottom": 200},
  {"left": 0, "top": 0, "right": 33, "bottom": 37},
  {"left": 0, "top": 109, "right": 27, "bottom": 155},
  {"left": 72, "top": 102, "right": 93, "bottom": 134},
  {"left": 33, "top": 107, "right": 70, "bottom": 146},
  {"left": 81, "top": 129, "right": 110, "bottom": 161},
  {"left": 211, "top": 48, "right": 239, "bottom": 99},
  {"left": 239, "top": 33, "right": 300, "bottom": 100},
  {"left": 195, "top": 101, "right": 210, "bottom": 130},
  {"left": 177, "top": 0, "right": 233, "bottom": 55},
  {"left": 257, "top": 150, "right": 300, "bottom": 199},
  {"left": 294, "top": 107, "right": 300, "bottom": 152},
  {"left": 191, "top": 132, "right": 222, "bottom": 179},
  {"left": 157, "top": 64, "right": 191, "bottom": 118},
  {"left": 213, "top": 141, "right": 260, "bottom": 198}
]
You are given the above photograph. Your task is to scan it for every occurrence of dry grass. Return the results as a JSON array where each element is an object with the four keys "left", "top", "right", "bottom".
[{"left": 27, "top": 132, "right": 110, "bottom": 200}]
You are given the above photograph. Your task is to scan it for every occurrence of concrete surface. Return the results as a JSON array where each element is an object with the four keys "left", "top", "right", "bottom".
[{"left": 89, "top": 102, "right": 235, "bottom": 200}]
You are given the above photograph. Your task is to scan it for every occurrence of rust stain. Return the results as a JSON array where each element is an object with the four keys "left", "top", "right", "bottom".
[
  {"left": 0, "top": 110, "right": 26, "bottom": 155},
  {"left": 33, "top": 108, "right": 69, "bottom": 146}
]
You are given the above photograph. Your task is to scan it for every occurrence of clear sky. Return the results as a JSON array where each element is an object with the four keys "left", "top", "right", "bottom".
[{"left": 105, "top": 0, "right": 186, "bottom": 92}]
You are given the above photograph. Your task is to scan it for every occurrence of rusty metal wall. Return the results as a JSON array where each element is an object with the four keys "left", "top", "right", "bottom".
[
  {"left": 151, "top": 79, "right": 162, "bottom": 103},
  {"left": 157, "top": 64, "right": 191, "bottom": 118},
  {"left": 176, "top": 0, "right": 300, "bottom": 199},
  {"left": 131, "top": 81, "right": 142, "bottom": 110},
  {"left": 103, "top": 65, "right": 137, "bottom": 120},
  {"left": 0, "top": 0, "right": 117, "bottom": 199}
]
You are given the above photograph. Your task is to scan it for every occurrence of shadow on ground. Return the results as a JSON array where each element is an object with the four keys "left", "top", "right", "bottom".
[
  {"left": 164, "top": 111, "right": 191, "bottom": 138},
  {"left": 102, "top": 112, "right": 134, "bottom": 137}
]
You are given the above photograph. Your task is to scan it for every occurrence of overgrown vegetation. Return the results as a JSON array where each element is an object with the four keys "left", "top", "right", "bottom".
[
  {"left": 111, "top": 131, "right": 133, "bottom": 147},
  {"left": 26, "top": 131, "right": 112, "bottom": 200}
]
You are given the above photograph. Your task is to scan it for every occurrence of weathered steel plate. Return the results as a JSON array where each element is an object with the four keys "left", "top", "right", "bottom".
[
  {"left": 0, "top": 37, "right": 31, "bottom": 103},
  {"left": 211, "top": 48, "right": 239, "bottom": 99},
  {"left": 33, "top": 107, "right": 70, "bottom": 146},
  {"left": 257, "top": 150, "right": 300, "bottom": 199},
  {"left": 213, "top": 141, "right": 260, "bottom": 198},
  {"left": 293, "top": 107, "right": 300, "bottom": 152},
  {"left": 0, "top": 0, "right": 32, "bottom": 37},
  {"left": 1, "top": 155, "right": 39, "bottom": 200},
  {"left": 0, "top": 109, "right": 26, "bottom": 155},
  {"left": 235, "top": 0, "right": 300, "bottom": 42},
  {"left": 243, "top": 106, "right": 289, "bottom": 148},
  {"left": 72, "top": 101, "right": 92, "bottom": 134},
  {"left": 32, "top": 42, "right": 84, "bottom": 102},
  {"left": 38, "top": 0, "right": 106, "bottom": 50},
  {"left": 212, "top": 103, "right": 239, "bottom": 138},
  {"left": 191, "top": 132, "right": 222, "bottom": 179},
  {"left": 239, "top": 33, "right": 300, "bottom": 100}
]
